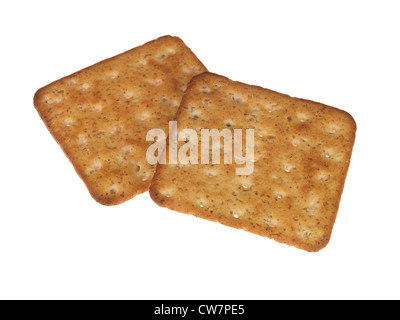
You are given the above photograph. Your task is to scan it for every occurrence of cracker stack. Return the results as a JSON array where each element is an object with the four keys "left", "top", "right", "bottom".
[
  {"left": 34, "top": 36, "right": 207, "bottom": 205},
  {"left": 149, "top": 73, "right": 356, "bottom": 251},
  {"left": 35, "top": 36, "right": 356, "bottom": 251}
]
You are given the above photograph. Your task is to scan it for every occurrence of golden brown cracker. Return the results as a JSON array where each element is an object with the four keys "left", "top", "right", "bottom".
[
  {"left": 34, "top": 36, "right": 207, "bottom": 205},
  {"left": 149, "top": 72, "right": 356, "bottom": 251}
]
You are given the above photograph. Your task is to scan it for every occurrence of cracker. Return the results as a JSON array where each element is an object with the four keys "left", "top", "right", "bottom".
[
  {"left": 34, "top": 36, "right": 207, "bottom": 205},
  {"left": 149, "top": 72, "right": 356, "bottom": 251}
]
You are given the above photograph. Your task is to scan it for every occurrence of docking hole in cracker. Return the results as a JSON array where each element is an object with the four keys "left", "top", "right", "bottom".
[
  {"left": 149, "top": 72, "right": 356, "bottom": 252},
  {"left": 34, "top": 35, "right": 207, "bottom": 205}
]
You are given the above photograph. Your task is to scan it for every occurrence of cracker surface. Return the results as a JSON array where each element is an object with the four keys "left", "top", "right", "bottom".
[
  {"left": 34, "top": 36, "right": 207, "bottom": 205},
  {"left": 150, "top": 72, "right": 356, "bottom": 251}
]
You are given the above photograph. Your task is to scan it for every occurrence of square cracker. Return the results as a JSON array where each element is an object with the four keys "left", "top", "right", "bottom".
[
  {"left": 34, "top": 35, "right": 207, "bottom": 205},
  {"left": 149, "top": 72, "right": 356, "bottom": 251}
]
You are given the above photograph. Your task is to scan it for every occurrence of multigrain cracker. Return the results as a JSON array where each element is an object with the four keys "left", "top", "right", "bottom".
[
  {"left": 149, "top": 73, "right": 356, "bottom": 251},
  {"left": 34, "top": 36, "right": 207, "bottom": 205}
]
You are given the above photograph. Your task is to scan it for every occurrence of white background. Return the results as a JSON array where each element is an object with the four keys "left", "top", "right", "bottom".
[{"left": 0, "top": 0, "right": 399, "bottom": 300}]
